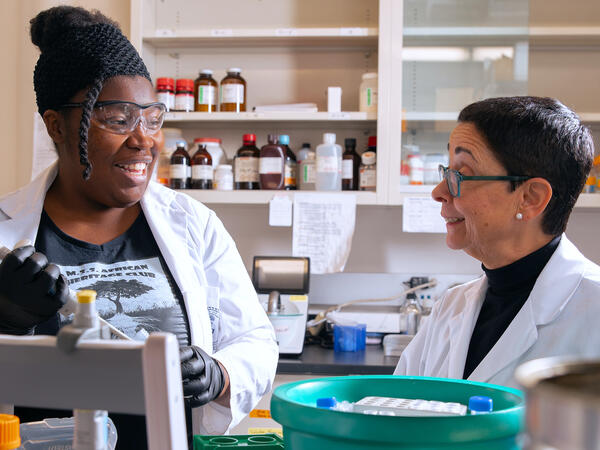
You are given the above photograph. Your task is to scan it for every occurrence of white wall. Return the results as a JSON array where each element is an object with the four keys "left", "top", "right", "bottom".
[{"left": 2, "top": 0, "right": 600, "bottom": 275}]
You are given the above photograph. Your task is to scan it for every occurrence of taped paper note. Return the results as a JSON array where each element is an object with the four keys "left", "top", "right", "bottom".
[{"left": 292, "top": 193, "right": 356, "bottom": 274}]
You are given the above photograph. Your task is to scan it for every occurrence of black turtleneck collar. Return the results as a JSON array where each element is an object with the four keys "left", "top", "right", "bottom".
[{"left": 463, "top": 235, "right": 561, "bottom": 379}]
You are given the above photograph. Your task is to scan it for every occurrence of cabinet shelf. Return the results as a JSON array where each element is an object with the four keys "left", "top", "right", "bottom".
[
  {"left": 403, "top": 26, "right": 529, "bottom": 46},
  {"left": 177, "top": 189, "right": 379, "bottom": 205},
  {"left": 529, "top": 26, "right": 600, "bottom": 46},
  {"left": 402, "top": 112, "right": 600, "bottom": 124},
  {"left": 142, "top": 27, "right": 378, "bottom": 49},
  {"left": 164, "top": 111, "right": 377, "bottom": 123}
]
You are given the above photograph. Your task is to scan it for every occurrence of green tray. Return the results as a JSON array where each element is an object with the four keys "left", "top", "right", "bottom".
[
  {"left": 194, "top": 433, "right": 284, "bottom": 449},
  {"left": 271, "top": 375, "right": 525, "bottom": 450}
]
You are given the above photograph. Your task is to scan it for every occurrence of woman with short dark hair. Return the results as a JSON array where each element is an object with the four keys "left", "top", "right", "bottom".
[
  {"left": 0, "top": 6, "right": 277, "bottom": 447},
  {"left": 395, "top": 96, "right": 600, "bottom": 387}
]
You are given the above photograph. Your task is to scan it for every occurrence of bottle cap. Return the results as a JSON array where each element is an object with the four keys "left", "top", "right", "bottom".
[
  {"left": 76, "top": 290, "right": 97, "bottom": 304},
  {"left": 0, "top": 414, "right": 20, "bottom": 450},
  {"left": 194, "top": 137, "right": 221, "bottom": 144},
  {"left": 278, "top": 135, "right": 290, "bottom": 145},
  {"left": 267, "top": 134, "right": 277, "bottom": 144},
  {"left": 367, "top": 136, "right": 377, "bottom": 148},
  {"left": 243, "top": 133, "right": 256, "bottom": 143},
  {"left": 361, "top": 151, "right": 376, "bottom": 165},
  {"left": 316, "top": 397, "right": 337, "bottom": 409},
  {"left": 156, "top": 77, "right": 174, "bottom": 89},
  {"left": 362, "top": 72, "right": 378, "bottom": 80},
  {"left": 227, "top": 68, "right": 242, "bottom": 73},
  {"left": 200, "top": 69, "right": 213, "bottom": 75},
  {"left": 302, "top": 142, "right": 311, "bottom": 148},
  {"left": 175, "top": 139, "right": 187, "bottom": 148},
  {"left": 468, "top": 396, "right": 493, "bottom": 413},
  {"left": 175, "top": 78, "right": 194, "bottom": 91},
  {"left": 323, "top": 133, "right": 336, "bottom": 145},
  {"left": 344, "top": 138, "right": 356, "bottom": 147}
]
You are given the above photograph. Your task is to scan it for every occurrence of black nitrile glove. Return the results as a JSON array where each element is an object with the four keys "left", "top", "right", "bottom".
[
  {"left": 0, "top": 246, "right": 69, "bottom": 335},
  {"left": 180, "top": 345, "right": 225, "bottom": 407}
]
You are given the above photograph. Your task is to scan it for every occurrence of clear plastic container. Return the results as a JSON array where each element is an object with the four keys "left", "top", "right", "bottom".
[
  {"left": 18, "top": 416, "right": 117, "bottom": 449},
  {"left": 359, "top": 72, "right": 378, "bottom": 113},
  {"left": 315, "top": 133, "right": 342, "bottom": 191}
]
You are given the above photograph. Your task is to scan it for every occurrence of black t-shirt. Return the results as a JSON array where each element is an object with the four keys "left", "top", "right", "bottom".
[
  {"left": 462, "top": 236, "right": 561, "bottom": 379},
  {"left": 15, "top": 210, "right": 193, "bottom": 450}
]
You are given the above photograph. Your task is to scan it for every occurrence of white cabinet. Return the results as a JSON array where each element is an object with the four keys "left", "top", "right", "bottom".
[{"left": 130, "top": 0, "right": 600, "bottom": 208}]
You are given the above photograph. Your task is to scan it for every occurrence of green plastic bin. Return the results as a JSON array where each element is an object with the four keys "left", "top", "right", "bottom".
[
  {"left": 194, "top": 433, "right": 284, "bottom": 449},
  {"left": 271, "top": 375, "right": 525, "bottom": 449}
]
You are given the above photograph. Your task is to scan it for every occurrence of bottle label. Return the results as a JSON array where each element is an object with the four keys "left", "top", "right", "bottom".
[
  {"left": 221, "top": 84, "right": 244, "bottom": 104},
  {"left": 301, "top": 161, "right": 315, "bottom": 183},
  {"left": 259, "top": 157, "right": 283, "bottom": 174},
  {"left": 157, "top": 92, "right": 175, "bottom": 111},
  {"left": 360, "top": 167, "right": 376, "bottom": 188},
  {"left": 342, "top": 159, "right": 354, "bottom": 179},
  {"left": 169, "top": 164, "right": 187, "bottom": 179},
  {"left": 175, "top": 93, "right": 194, "bottom": 111},
  {"left": 192, "top": 165, "right": 213, "bottom": 180},
  {"left": 235, "top": 156, "right": 259, "bottom": 182},
  {"left": 285, "top": 161, "right": 297, "bottom": 187},
  {"left": 366, "top": 87, "right": 378, "bottom": 106},
  {"left": 317, "top": 155, "right": 339, "bottom": 173},
  {"left": 197, "top": 85, "right": 216, "bottom": 106},
  {"left": 215, "top": 170, "right": 234, "bottom": 190}
]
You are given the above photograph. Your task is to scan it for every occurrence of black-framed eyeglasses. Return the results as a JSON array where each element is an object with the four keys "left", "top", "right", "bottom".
[
  {"left": 438, "top": 165, "right": 531, "bottom": 198},
  {"left": 57, "top": 100, "right": 166, "bottom": 135}
]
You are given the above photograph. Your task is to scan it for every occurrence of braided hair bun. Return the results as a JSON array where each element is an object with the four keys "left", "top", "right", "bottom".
[{"left": 30, "top": 6, "right": 151, "bottom": 179}]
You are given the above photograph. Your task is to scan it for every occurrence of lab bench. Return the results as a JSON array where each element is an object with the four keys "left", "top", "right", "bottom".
[{"left": 230, "top": 344, "right": 399, "bottom": 435}]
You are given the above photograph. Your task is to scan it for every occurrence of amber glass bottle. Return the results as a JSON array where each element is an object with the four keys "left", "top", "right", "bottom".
[
  {"left": 342, "top": 138, "right": 361, "bottom": 191},
  {"left": 259, "top": 134, "right": 285, "bottom": 190},
  {"left": 191, "top": 144, "right": 213, "bottom": 189},
  {"left": 194, "top": 69, "right": 218, "bottom": 112},
  {"left": 169, "top": 141, "right": 190, "bottom": 189},
  {"left": 219, "top": 68, "right": 246, "bottom": 112},
  {"left": 234, "top": 134, "right": 260, "bottom": 190}
]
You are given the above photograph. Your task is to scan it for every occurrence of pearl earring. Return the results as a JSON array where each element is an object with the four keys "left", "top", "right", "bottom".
[{"left": 516, "top": 212, "right": 523, "bottom": 220}]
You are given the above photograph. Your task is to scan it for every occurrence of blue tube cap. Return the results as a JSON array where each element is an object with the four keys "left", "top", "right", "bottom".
[
  {"left": 468, "top": 395, "right": 493, "bottom": 413},
  {"left": 278, "top": 134, "right": 290, "bottom": 145},
  {"left": 316, "top": 397, "right": 337, "bottom": 409}
]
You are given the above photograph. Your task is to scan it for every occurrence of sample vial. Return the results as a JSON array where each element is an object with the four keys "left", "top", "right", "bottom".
[
  {"left": 194, "top": 69, "right": 218, "bottom": 112},
  {"left": 315, "top": 133, "right": 342, "bottom": 191},
  {"left": 155, "top": 77, "right": 175, "bottom": 111},
  {"left": 174, "top": 79, "right": 195, "bottom": 112},
  {"left": 342, "top": 138, "right": 361, "bottom": 191},
  {"left": 220, "top": 68, "right": 246, "bottom": 112},
  {"left": 234, "top": 133, "right": 260, "bottom": 190},
  {"left": 169, "top": 140, "right": 190, "bottom": 189},
  {"left": 214, "top": 164, "right": 234, "bottom": 191},
  {"left": 359, "top": 151, "right": 376, "bottom": 191},
  {"left": 191, "top": 144, "right": 213, "bottom": 189},
  {"left": 279, "top": 135, "right": 297, "bottom": 190}
]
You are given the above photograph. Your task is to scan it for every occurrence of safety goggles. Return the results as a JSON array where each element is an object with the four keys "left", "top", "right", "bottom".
[
  {"left": 57, "top": 100, "right": 166, "bottom": 135},
  {"left": 438, "top": 165, "right": 531, "bottom": 198}
]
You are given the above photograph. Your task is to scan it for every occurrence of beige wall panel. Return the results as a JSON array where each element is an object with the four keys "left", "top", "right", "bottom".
[{"left": 530, "top": 0, "right": 600, "bottom": 26}]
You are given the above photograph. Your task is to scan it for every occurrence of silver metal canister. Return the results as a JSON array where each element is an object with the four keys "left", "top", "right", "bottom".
[{"left": 515, "top": 356, "right": 600, "bottom": 450}]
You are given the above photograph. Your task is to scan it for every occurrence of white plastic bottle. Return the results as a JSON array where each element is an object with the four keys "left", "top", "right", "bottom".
[
  {"left": 315, "top": 133, "right": 342, "bottom": 191},
  {"left": 359, "top": 72, "right": 378, "bottom": 113}
]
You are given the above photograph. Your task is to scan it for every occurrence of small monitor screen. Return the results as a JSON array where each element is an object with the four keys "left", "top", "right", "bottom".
[{"left": 253, "top": 257, "right": 309, "bottom": 294}]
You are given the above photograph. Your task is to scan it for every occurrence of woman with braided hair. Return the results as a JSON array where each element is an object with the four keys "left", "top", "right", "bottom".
[{"left": 0, "top": 5, "right": 277, "bottom": 447}]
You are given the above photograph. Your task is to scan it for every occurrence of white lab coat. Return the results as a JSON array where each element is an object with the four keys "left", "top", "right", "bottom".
[
  {"left": 0, "top": 163, "right": 278, "bottom": 434},
  {"left": 395, "top": 236, "right": 600, "bottom": 388}
]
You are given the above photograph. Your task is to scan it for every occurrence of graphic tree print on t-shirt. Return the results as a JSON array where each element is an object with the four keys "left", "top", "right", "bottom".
[{"left": 80, "top": 279, "right": 154, "bottom": 316}]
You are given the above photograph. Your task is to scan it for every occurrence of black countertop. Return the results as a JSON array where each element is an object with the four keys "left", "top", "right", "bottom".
[{"left": 277, "top": 344, "right": 400, "bottom": 375}]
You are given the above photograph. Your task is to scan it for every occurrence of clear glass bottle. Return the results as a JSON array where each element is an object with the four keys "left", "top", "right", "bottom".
[
  {"left": 359, "top": 151, "right": 376, "bottom": 191},
  {"left": 219, "top": 68, "right": 246, "bottom": 112},
  {"left": 342, "top": 138, "right": 361, "bottom": 191},
  {"left": 194, "top": 69, "right": 218, "bottom": 112},
  {"left": 234, "top": 133, "right": 260, "bottom": 190},
  {"left": 191, "top": 144, "right": 213, "bottom": 189},
  {"left": 400, "top": 293, "right": 422, "bottom": 335},
  {"left": 315, "top": 133, "right": 342, "bottom": 191},
  {"left": 169, "top": 140, "right": 190, "bottom": 189},
  {"left": 299, "top": 150, "right": 316, "bottom": 190},
  {"left": 279, "top": 134, "right": 297, "bottom": 190}
]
